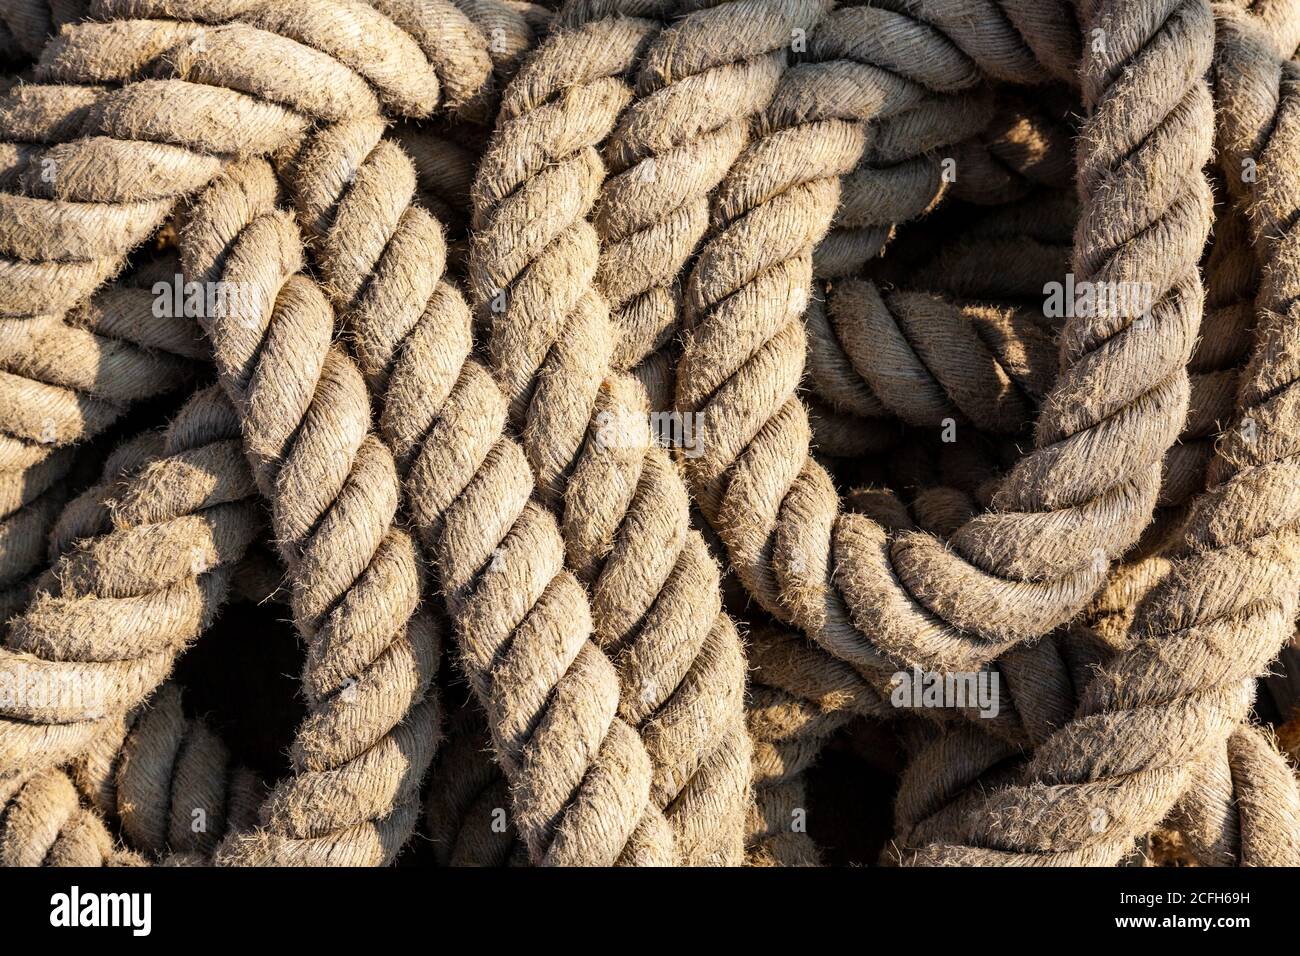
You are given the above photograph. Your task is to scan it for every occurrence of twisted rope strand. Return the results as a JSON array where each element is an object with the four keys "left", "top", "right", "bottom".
[
  {"left": 1169, "top": 723, "right": 1300, "bottom": 865},
  {"left": 905, "top": 7, "right": 1300, "bottom": 864},
  {"left": 71, "top": 681, "right": 263, "bottom": 861},
  {"left": 0, "top": 266, "right": 206, "bottom": 622},
  {"left": 284, "top": 118, "right": 674, "bottom": 864},
  {"left": 589, "top": 0, "right": 820, "bottom": 373},
  {"left": 0, "top": 384, "right": 260, "bottom": 784},
  {"left": 675, "top": 0, "right": 1214, "bottom": 686},
  {"left": 467, "top": 0, "right": 816, "bottom": 862},
  {"left": 173, "top": 159, "right": 438, "bottom": 866},
  {"left": 0, "top": 1, "right": 493, "bottom": 656},
  {"left": 1, "top": 767, "right": 143, "bottom": 866}
]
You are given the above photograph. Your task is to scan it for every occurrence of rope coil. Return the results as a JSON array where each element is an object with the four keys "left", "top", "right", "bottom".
[{"left": 2, "top": 0, "right": 1299, "bottom": 869}]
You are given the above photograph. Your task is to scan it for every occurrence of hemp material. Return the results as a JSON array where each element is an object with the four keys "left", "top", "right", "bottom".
[
  {"left": 4, "top": 0, "right": 1300, "bottom": 870},
  {"left": 286, "top": 108, "right": 675, "bottom": 864},
  {"left": 907, "top": 3, "right": 1300, "bottom": 864}
]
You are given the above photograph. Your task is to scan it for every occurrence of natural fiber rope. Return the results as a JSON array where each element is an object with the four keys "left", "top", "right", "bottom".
[
  {"left": 173, "top": 159, "right": 438, "bottom": 866},
  {"left": 0, "top": 0, "right": 489, "bottom": 362},
  {"left": 902, "top": 191, "right": 1078, "bottom": 300},
  {"left": 0, "top": 262, "right": 206, "bottom": 623},
  {"left": 1, "top": 767, "right": 143, "bottom": 866},
  {"left": 807, "top": 6, "right": 997, "bottom": 283},
  {"left": 424, "top": 704, "right": 524, "bottom": 866},
  {"left": 674, "top": 0, "right": 1215, "bottom": 695},
  {"left": 745, "top": 624, "right": 885, "bottom": 866},
  {"left": 744, "top": 481, "right": 1119, "bottom": 865},
  {"left": 2, "top": 0, "right": 1299, "bottom": 873},
  {"left": 900, "top": 550, "right": 1300, "bottom": 868},
  {"left": 920, "top": 0, "right": 1300, "bottom": 868},
  {"left": 886, "top": 0, "right": 1082, "bottom": 87},
  {"left": 0, "top": 0, "right": 510, "bottom": 866},
  {"left": 282, "top": 116, "right": 675, "bottom": 864},
  {"left": 806, "top": 288, "right": 1058, "bottom": 435},
  {"left": 947, "top": 91, "right": 1075, "bottom": 206},
  {"left": 586, "top": 0, "right": 812, "bottom": 373},
  {"left": 91, "top": 0, "right": 494, "bottom": 120},
  {"left": 804, "top": 193, "right": 1073, "bottom": 459},
  {"left": 0, "top": 383, "right": 260, "bottom": 782},
  {"left": 804, "top": 91, "right": 1074, "bottom": 439},
  {"left": 71, "top": 681, "right": 263, "bottom": 861},
  {"left": 840, "top": 175, "right": 1236, "bottom": 523},
  {"left": 452, "top": 0, "right": 552, "bottom": 84},
  {"left": 888, "top": 404, "right": 1293, "bottom": 863},
  {"left": 808, "top": 2, "right": 1075, "bottom": 286},
  {"left": 44, "top": 441, "right": 272, "bottom": 863},
  {"left": 0, "top": 0, "right": 498, "bottom": 641},
  {"left": 894, "top": 653, "right": 1300, "bottom": 867},
  {"left": 7, "top": 422, "right": 161, "bottom": 632},
  {"left": 809, "top": 182, "right": 1238, "bottom": 546},
  {"left": 889, "top": 723, "right": 1021, "bottom": 857},
  {"left": 904, "top": 5, "right": 1300, "bottom": 864},
  {"left": 1, "top": 4, "right": 440, "bottom": 323},
  {"left": 47, "top": 430, "right": 168, "bottom": 564},
  {"left": 466, "top": 0, "right": 777, "bottom": 863},
  {"left": 747, "top": 467, "right": 1150, "bottom": 867},
  {"left": 1168, "top": 723, "right": 1300, "bottom": 865},
  {"left": 0, "top": 418, "right": 163, "bottom": 870},
  {"left": 392, "top": 122, "right": 480, "bottom": 260}
]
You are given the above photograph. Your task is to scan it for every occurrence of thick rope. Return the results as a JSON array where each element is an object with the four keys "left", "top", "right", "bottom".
[
  {"left": 588, "top": 0, "right": 815, "bottom": 373},
  {"left": 0, "top": 384, "right": 259, "bottom": 783},
  {"left": 1169, "top": 723, "right": 1300, "bottom": 865},
  {"left": 282, "top": 120, "right": 675, "bottom": 864},
  {"left": 1, "top": 767, "right": 143, "bottom": 866},
  {"left": 424, "top": 704, "right": 523, "bottom": 866},
  {"left": 807, "top": 288, "right": 1058, "bottom": 435},
  {"left": 0, "top": 263, "right": 206, "bottom": 622},
  {"left": 1, "top": 1, "right": 456, "bottom": 321},
  {"left": 745, "top": 482, "right": 1118, "bottom": 865},
  {"left": 0, "top": 0, "right": 89, "bottom": 59},
  {"left": 3, "top": 0, "right": 1299, "bottom": 874},
  {"left": 0, "top": 0, "right": 497, "bottom": 638},
  {"left": 905, "top": 7, "right": 1300, "bottom": 864},
  {"left": 887, "top": 0, "right": 1082, "bottom": 86},
  {"left": 466, "top": 1, "right": 771, "bottom": 863},
  {"left": 675, "top": 0, "right": 1214, "bottom": 689},
  {"left": 895, "top": 559, "right": 1299, "bottom": 865},
  {"left": 745, "top": 624, "right": 885, "bottom": 866},
  {"left": 171, "top": 159, "right": 438, "bottom": 866},
  {"left": 807, "top": 5, "right": 1001, "bottom": 283},
  {"left": 947, "top": 91, "right": 1075, "bottom": 206},
  {"left": 71, "top": 681, "right": 263, "bottom": 861},
  {"left": 4, "top": 421, "right": 260, "bottom": 864},
  {"left": 804, "top": 85, "right": 1074, "bottom": 442}
]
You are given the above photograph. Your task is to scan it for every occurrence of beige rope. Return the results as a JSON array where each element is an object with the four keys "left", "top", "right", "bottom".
[{"left": 284, "top": 117, "right": 675, "bottom": 864}]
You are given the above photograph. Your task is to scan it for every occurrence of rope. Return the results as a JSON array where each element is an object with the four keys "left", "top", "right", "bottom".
[
  {"left": 284, "top": 109, "right": 675, "bottom": 864},
  {"left": 0, "top": 384, "right": 259, "bottom": 783},
  {"left": 907, "top": 2, "right": 1300, "bottom": 866},
  {"left": 178, "top": 159, "right": 438, "bottom": 866},
  {"left": 2, "top": 0, "right": 1299, "bottom": 870},
  {"left": 465, "top": 0, "right": 778, "bottom": 863},
  {"left": 674, "top": 0, "right": 1214, "bottom": 689}
]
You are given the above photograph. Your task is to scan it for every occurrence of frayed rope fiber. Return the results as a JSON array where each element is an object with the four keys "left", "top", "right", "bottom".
[{"left": 0, "top": 0, "right": 1298, "bottom": 868}]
